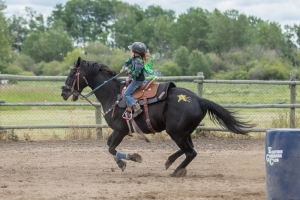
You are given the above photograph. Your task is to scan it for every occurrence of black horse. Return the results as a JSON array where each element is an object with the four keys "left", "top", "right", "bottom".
[{"left": 61, "top": 57, "right": 254, "bottom": 177}]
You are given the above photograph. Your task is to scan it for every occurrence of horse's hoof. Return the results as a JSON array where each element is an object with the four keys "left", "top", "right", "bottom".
[
  {"left": 171, "top": 168, "right": 187, "bottom": 177},
  {"left": 117, "top": 160, "right": 127, "bottom": 172},
  {"left": 129, "top": 153, "right": 143, "bottom": 163},
  {"left": 165, "top": 159, "right": 173, "bottom": 170}
]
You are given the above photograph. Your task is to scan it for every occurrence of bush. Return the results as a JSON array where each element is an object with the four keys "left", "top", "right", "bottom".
[
  {"left": 248, "top": 57, "right": 291, "bottom": 80},
  {"left": 63, "top": 48, "right": 85, "bottom": 67},
  {"left": 207, "top": 53, "right": 224, "bottom": 73},
  {"left": 11, "top": 54, "right": 39, "bottom": 75},
  {"left": 4, "top": 65, "right": 24, "bottom": 75},
  {"left": 38, "top": 61, "right": 67, "bottom": 76},
  {"left": 157, "top": 61, "right": 182, "bottom": 76},
  {"left": 212, "top": 70, "right": 248, "bottom": 80},
  {"left": 248, "top": 66, "right": 265, "bottom": 80},
  {"left": 188, "top": 50, "right": 212, "bottom": 77},
  {"left": 106, "top": 49, "right": 129, "bottom": 73}
]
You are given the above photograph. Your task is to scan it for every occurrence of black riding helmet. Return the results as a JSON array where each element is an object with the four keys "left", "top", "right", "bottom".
[{"left": 128, "top": 42, "right": 146, "bottom": 56}]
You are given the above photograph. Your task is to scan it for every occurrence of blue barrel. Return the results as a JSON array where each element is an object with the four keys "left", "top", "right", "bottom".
[{"left": 266, "top": 129, "right": 300, "bottom": 200}]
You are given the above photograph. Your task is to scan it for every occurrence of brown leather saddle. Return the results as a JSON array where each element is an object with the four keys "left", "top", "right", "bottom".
[
  {"left": 121, "top": 78, "right": 159, "bottom": 134},
  {"left": 121, "top": 78, "right": 159, "bottom": 100}
]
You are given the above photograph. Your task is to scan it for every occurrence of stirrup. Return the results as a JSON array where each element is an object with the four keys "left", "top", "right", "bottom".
[{"left": 122, "top": 109, "right": 132, "bottom": 120}]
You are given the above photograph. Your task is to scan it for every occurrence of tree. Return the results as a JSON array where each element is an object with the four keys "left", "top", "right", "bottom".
[
  {"left": 111, "top": 2, "right": 144, "bottom": 49},
  {"left": 174, "top": 46, "right": 189, "bottom": 75},
  {"left": 283, "top": 25, "right": 299, "bottom": 66},
  {"left": 83, "top": 42, "right": 112, "bottom": 65},
  {"left": 8, "top": 14, "right": 30, "bottom": 52},
  {"left": 188, "top": 50, "right": 212, "bottom": 77},
  {"left": 47, "top": 3, "right": 65, "bottom": 27},
  {"left": 25, "top": 7, "right": 45, "bottom": 32},
  {"left": 58, "top": 0, "right": 114, "bottom": 44},
  {"left": 7, "top": 7, "right": 46, "bottom": 53},
  {"left": 22, "top": 26, "right": 73, "bottom": 63},
  {"left": 144, "top": 5, "right": 175, "bottom": 20},
  {"left": 255, "top": 21, "right": 288, "bottom": 54},
  {"left": 0, "top": 0, "right": 13, "bottom": 73},
  {"left": 172, "top": 8, "right": 210, "bottom": 53},
  {"left": 149, "top": 15, "right": 174, "bottom": 57},
  {"left": 143, "top": 5, "right": 175, "bottom": 56},
  {"left": 207, "top": 9, "right": 252, "bottom": 53},
  {"left": 295, "top": 24, "right": 300, "bottom": 47}
]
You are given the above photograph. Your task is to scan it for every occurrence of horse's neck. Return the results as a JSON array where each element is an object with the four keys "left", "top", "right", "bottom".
[{"left": 93, "top": 78, "right": 120, "bottom": 111}]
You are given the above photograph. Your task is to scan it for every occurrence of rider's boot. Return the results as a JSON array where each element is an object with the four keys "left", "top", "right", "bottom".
[{"left": 132, "top": 102, "right": 143, "bottom": 118}]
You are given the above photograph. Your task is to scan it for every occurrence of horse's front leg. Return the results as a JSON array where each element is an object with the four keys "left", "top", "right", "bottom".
[{"left": 107, "top": 130, "right": 143, "bottom": 172}]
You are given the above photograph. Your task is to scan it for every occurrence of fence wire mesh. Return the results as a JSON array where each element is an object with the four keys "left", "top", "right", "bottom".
[
  {"left": 0, "top": 81, "right": 99, "bottom": 126},
  {"left": 1, "top": 78, "right": 300, "bottom": 140}
]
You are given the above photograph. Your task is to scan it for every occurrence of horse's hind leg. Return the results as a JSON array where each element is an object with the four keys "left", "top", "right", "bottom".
[
  {"left": 170, "top": 136, "right": 197, "bottom": 177},
  {"left": 165, "top": 136, "right": 194, "bottom": 170}
]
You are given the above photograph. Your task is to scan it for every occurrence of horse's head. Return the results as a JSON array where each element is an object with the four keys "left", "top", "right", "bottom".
[
  {"left": 61, "top": 57, "right": 89, "bottom": 101},
  {"left": 61, "top": 57, "right": 117, "bottom": 101}
]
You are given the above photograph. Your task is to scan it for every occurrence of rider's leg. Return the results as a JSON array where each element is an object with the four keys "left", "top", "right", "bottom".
[{"left": 124, "top": 80, "right": 143, "bottom": 117}]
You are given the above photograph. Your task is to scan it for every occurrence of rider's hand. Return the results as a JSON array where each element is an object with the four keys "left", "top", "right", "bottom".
[{"left": 120, "top": 67, "right": 128, "bottom": 73}]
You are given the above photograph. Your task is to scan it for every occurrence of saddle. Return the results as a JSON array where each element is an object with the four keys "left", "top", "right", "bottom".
[
  {"left": 118, "top": 79, "right": 176, "bottom": 135},
  {"left": 121, "top": 78, "right": 158, "bottom": 100},
  {"left": 118, "top": 80, "right": 176, "bottom": 108}
]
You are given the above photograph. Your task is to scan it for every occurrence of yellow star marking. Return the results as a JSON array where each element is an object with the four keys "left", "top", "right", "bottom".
[{"left": 177, "top": 94, "right": 191, "bottom": 102}]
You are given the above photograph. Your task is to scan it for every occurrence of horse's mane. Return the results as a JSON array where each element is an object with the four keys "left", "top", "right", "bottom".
[{"left": 80, "top": 59, "right": 117, "bottom": 77}]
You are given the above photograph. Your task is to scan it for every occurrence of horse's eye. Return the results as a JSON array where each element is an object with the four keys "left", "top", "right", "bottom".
[{"left": 69, "top": 70, "right": 76, "bottom": 77}]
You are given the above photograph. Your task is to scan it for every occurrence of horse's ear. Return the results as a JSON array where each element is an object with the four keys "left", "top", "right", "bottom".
[{"left": 75, "top": 57, "right": 81, "bottom": 67}]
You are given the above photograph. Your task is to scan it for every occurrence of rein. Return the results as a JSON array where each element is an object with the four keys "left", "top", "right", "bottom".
[
  {"left": 76, "top": 91, "right": 122, "bottom": 117},
  {"left": 67, "top": 64, "right": 122, "bottom": 117},
  {"left": 83, "top": 73, "right": 121, "bottom": 98}
]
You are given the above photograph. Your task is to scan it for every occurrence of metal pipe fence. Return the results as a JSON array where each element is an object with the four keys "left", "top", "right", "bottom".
[{"left": 1, "top": 73, "right": 300, "bottom": 138}]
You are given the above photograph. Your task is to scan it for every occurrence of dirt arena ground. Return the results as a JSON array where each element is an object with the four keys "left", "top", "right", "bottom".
[{"left": 0, "top": 137, "right": 266, "bottom": 200}]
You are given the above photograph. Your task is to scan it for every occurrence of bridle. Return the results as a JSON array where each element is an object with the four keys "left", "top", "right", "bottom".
[
  {"left": 64, "top": 64, "right": 89, "bottom": 94},
  {"left": 63, "top": 63, "right": 121, "bottom": 117}
]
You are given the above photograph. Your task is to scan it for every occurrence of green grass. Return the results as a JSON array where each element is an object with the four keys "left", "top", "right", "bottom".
[{"left": 0, "top": 81, "right": 97, "bottom": 103}]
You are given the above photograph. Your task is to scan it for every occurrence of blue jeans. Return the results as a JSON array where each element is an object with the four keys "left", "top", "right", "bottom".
[{"left": 124, "top": 80, "right": 143, "bottom": 107}]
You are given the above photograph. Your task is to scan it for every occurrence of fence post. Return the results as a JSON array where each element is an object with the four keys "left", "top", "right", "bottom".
[
  {"left": 197, "top": 72, "right": 204, "bottom": 97},
  {"left": 0, "top": 99, "right": 5, "bottom": 135},
  {"left": 95, "top": 103, "right": 102, "bottom": 139},
  {"left": 196, "top": 72, "right": 205, "bottom": 135},
  {"left": 290, "top": 83, "right": 296, "bottom": 128}
]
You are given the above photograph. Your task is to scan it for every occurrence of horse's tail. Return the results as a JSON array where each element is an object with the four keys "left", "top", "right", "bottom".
[{"left": 198, "top": 98, "right": 254, "bottom": 134}]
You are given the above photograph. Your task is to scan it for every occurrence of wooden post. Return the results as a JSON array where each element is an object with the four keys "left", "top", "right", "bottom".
[
  {"left": 95, "top": 103, "right": 102, "bottom": 139},
  {"left": 289, "top": 73, "right": 296, "bottom": 128},
  {"left": 197, "top": 72, "right": 204, "bottom": 97},
  {"left": 290, "top": 83, "right": 296, "bottom": 128},
  {"left": 196, "top": 72, "right": 205, "bottom": 135},
  {"left": 0, "top": 99, "right": 5, "bottom": 135}
]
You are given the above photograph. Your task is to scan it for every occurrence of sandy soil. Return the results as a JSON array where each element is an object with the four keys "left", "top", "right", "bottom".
[{"left": 0, "top": 137, "right": 266, "bottom": 200}]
